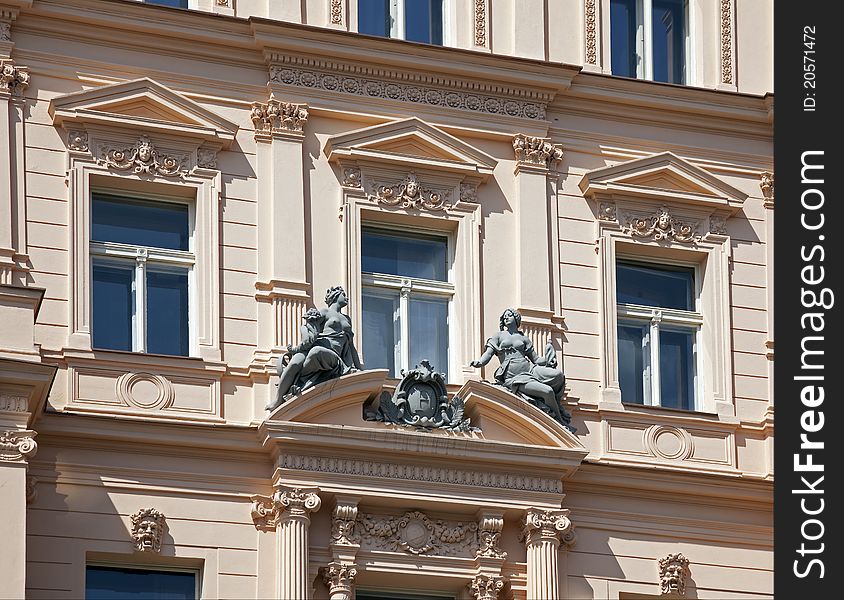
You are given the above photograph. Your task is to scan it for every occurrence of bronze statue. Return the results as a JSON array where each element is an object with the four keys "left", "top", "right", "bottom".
[
  {"left": 470, "top": 308, "right": 573, "bottom": 430},
  {"left": 266, "top": 286, "right": 363, "bottom": 411}
]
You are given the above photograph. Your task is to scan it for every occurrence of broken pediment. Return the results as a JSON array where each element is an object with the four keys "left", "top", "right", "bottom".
[
  {"left": 324, "top": 117, "right": 496, "bottom": 178},
  {"left": 579, "top": 152, "right": 747, "bottom": 212},
  {"left": 49, "top": 78, "right": 237, "bottom": 146}
]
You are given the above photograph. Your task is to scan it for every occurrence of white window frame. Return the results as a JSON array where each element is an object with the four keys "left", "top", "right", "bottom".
[
  {"left": 360, "top": 224, "right": 455, "bottom": 379},
  {"left": 615, "top": 257, "right": 703, "bottom": 410},
  {"left": 90, "top": 191, "right": 196, "bottom": 356},
  {"left": 355, "top": 0, "right": 454, "bottom": 46},
  {"left": 606, "top": 0, "right": 693, "bottom": 85},
  {"left": 85, "top": 562, "right": 201, "bottom": 599}
]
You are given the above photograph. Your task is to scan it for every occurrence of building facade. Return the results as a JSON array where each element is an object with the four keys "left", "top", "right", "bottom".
[{"left": 0, "top": 0, "right": 773, "bottom": 598}]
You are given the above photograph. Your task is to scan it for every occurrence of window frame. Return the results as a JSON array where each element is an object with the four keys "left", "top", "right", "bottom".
[
  {"left": 85, "top": 562, "right": 201, "bottom": 600},
  {"left": 90, "top": 190, "right": 196, "bottom": 356},
  {"left": 360, "top": 223, "right": 455, "bottom": 380},
  {"left": 607, "top": 0, "right": 694, "bottom": 85},
  {"left": 355, "top": 0, "right": 455, "bottom": 47},
  {"left": 615, "top": 256, "right": 703, "bottom": 410}
]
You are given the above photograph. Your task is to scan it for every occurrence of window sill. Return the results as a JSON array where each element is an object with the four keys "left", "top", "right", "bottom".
[
  {"left": 595, "top": 399, "right": 740, "bottom": 425},
  {"left": 46, "top": 346, "right": 227, "bottom": 374}
]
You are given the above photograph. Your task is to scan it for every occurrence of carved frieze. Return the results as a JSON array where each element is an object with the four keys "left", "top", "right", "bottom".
[
  {"left": 250, "top": 487, "right": 322, "bottom": 530},
  {"left": 0, "top": 430, "right": 37, "bottom": 463},
  {"left": 130, "top": 508, "right": 166, "bottom": 553},
  {"left": 365, "top": 360, "right": 477, "bottom": 431},
  {"left": 368, "top": 173, "right": 449, "bottom": 211},
  {"left": 98, "top": 135, "right": 187, "bottom": 177},
  {"left": 269, "top": 63, "right": 546, "bottom": 120},
  {"left": 470, "top": 574, "right": 505, "bottom": 600},
  {"left": 659, "top": 552, "right": 691, "bottom": 596},
  {"left": 513, "top": 134, "right": 563, "bottom": 169},
  {"left": 720, "top": 0, "right": 734, "bottom": 85},
  {"left": 585, "top": 0, "right": 598, "bottom": 64},
  {"left": 0, "top": 60, "right": 29, "bottom": 96},
  {"left": 358, "top": 510, "right": 478, "bottom": 557},
  {"left": 250, "top": 99, "right": 309, "bottom": 137},
  {"left": 476, "top": 514, "right": 507, "bottom": 559},
  {"left": 474, "top": 1, "right": 487, "bottom": 47},
  {"left": 329, "top": 0, "right": 343, "bottom": 25}
]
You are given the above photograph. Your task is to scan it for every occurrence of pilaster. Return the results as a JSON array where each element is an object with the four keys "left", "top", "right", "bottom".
[
  {"left": 520, "top": 508, "right": 575, "bottom": 600},
  {"left": 0, "top": 58, "right": 28, "bottom": 285}
]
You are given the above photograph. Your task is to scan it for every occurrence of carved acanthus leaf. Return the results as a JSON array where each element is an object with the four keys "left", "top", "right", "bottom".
[
  {"left": 470, "top": 574, "right": 505, "bottom": 600},
  {"left": 513, "top": 134, "right": 563, "bottom": 169},
  {"left": 760, "top": 171, "right": 774, "bottom": 206},
  {"left": 0, "top": 429, "right": 37, "bottom": 462},
  {"left": 251, "top": 99, "right": 308, "bottom": 136},
  {"left": 331, "top": 502, "right": 360, "bottom": 546},
  {"left": 323, "top": 562, "right": 357, "bottom": 597}
]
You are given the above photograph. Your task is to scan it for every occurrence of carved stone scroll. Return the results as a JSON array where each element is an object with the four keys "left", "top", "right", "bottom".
[
  {"left": 0, "top": 61, "right": 29, "bottom": 96},
  {"left": 0, "top": 430, "right": 37, "bottom": 463}
]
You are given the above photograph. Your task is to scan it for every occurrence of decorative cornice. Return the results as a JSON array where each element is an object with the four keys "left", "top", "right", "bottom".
[
  {"left": 250, "top": 98, "right": 309, "bottom": 139},
  {"left": 476, "top": 514, "right": 507, "bottom": 559},
  {"left": 659, "top": 552, "right": 691, "bottom": 596},
  {"left": 130, "top": 507, "right": 166, "bottom": 553},
  {"left": 268, "top": 58, "right": 547, "bottom": 121},
  {"left": 760, "top": 171, "right": 774, "bottom": 208},
  {"left": 585, "top": 0, "right": 598, "bottom": 64},
  {"left": 474, "top": 1, "right": 487, "bottom": 47},
  {"left": 250, "top": 486, "right": 321, "bottom": 530},
  {"left": 0, "top": 60, "right": 29, "bottom": 96},
  {"left": 323, "top": 562, "right": 357, "bottom": 600},
  {"left": 720, "top": 0, "right": 734, "bottom": 85},
  {"left": 278, "top": 453, "right": 564, "bottom": 493},
  {"left": 520, "top": 508, "right": 573, "bottom": 547},
  {"left": 97, "top": 135, "right": 187, "bottom": 177},
  {"left": 470, "top": 574, "right": 505, "bottom": 600},
  {"left": 513, "top": 134, "right": 563, "bottom": 169},
  {"left": 368, "top": 172, "right": 449, "bottom": 211},
  {"left": 0, "top": 429, "right": 37, "bottom": 463}
]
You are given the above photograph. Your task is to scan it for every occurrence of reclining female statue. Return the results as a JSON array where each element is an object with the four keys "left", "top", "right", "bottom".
[
  {"left": 266, "top": 286, "right": 363, "bottom": 411},
  {"left": 469, "top": 308, "right": 573, "bottom": 429}
]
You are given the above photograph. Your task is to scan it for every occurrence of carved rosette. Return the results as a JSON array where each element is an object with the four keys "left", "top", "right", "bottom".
[
  {"left": 323, "top": 562, "right": 357, "bottom": 600},
  {"left": 250, "top": 99, "right": 309, "bottom": 138},
  {"left": 624, "top": 206, "right": 699, "bottom": 243},
  {"left": 474, "top": 1, "right": 487, "bottom": 47},
  {"left": 597, "top": 202, "right": 617, "bottom": 222},
  {"left": 341, "top": 167, "right": 362, "bottom": 188},
  {"left": 0, "top": 429, "right": 37, "bottom": 463},
  {"left": 98, "top": 135, "right": 186, "bottom": 177},
  {"left": 520, "top": 508, "right": 572, "bottom": 546},
  {"left": 470, "top": 574, "right": 505, "bottom": 600},
  {"left": 585, "top": 0, "right": 598, "bottom": 64},
  {"left": 66, "top": 129, "right": 89, "bottom": 152},
  {"left": 250, "top": 487, "right": 322, "bottom": 530},
  {"left": 329, "top": 0, "right": 343, "bottom": 25},
  {"left": 331, "top": 502, "right": 360, "bottom": 547},
  {"left": 0, "top": 60, "right": 29, "bottom": 96},
  {"left": 130, "top": 508, "right": 166, "bottom": 553},
  {"left": 358, "top": 510, "right": 478, "bottom": 557},
  {"left": 720, "top": 0, "right": 733, "bottom": 85},
  {"left": 476, "top": 514, "right": 507, "bottom": 559},
  {"left": 513, "top": 134, "right": 563, "bottom": 170},
  {"left": 658, "top": 553, "right": 691, "bottom": 596},
  {"left": 760, "top": 171, "right": 774, "bottom": 207},
  {"left": 369, "top": 173, "right": 448, "bottom": 211}
]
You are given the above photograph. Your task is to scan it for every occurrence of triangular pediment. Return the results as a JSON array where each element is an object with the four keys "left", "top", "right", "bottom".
[
  {"left": 49, "top": 78, "right": 237, "bottom": 145},
  {"left": 324, "top": 117, "right": 497, "bottom": 176},
  {"left": 579, "top": 152, "right": 747, "bottom": 210}
]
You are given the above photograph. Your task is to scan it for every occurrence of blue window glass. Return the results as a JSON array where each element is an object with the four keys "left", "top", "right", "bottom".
[
  {"left": 147, "top": 269, "right": 190, "bottom": 356},
  {"left": 145, "top": 0, "right": 189, "bottom": 8},
  {"left": 617, "top": 323, "right": 647, "bottom": 405},
  {"left": 92, "top": 262, "right": 133, "bottom": 352},
  {"left": 616, "top": 262, "right": 694, "bottom": 311},
  {"left": 359, "top": 0, "right": 391, "bottom": 37},
  {"left": 409, "top": 296, "right": 448, "bottom": 378},
  {"left": 92, "top": 195, "right": 189, "bottom": 251},
  {"left": 610, "top": 0, "right": 638, "bottom": 78},
  {"left": 86, "top": 566, "right": 196, "bottom": 600},
  {"left": 405, "top": 0, "right": 443, "bottom": 45},
  {"left": 362, "top": 290, "right": 399, "bottom": 375},
  {"left": 652, "top": 0, "right": 686, "bottom": 84},
  {"left": 659, "top": 328, "right": 695, "bottom": 410},
  {"left": 362, "top": 230, "right": 448, "bottom": 281}
]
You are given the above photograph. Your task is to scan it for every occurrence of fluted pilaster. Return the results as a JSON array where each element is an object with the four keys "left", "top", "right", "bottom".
[{"left": 521, "top": 508, "right": 572, "bottom": 600}]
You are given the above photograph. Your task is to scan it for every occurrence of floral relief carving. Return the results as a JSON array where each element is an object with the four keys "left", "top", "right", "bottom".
[
  {"left": 369, "top": 173, "right": 448, "bottom": 211},
  {"left": 329, "top": 0, "right": 343, "bottom": 25},
  {"left": 659, "top": 552, "right": 691, "bottom": 596},
  {"left": 342, "top": 167, "right": 362, "bottom": 188},
  {"left": 597, "top": 202, "right": 617, "bottom": 221},
  {"left": 66, "top": 129, "right": 89, "bottom": 152},
  {"left": 585, "top": 0, "right": 598, "bottom": 64},
  {"left": 358, "top": 511, "right": 479, "bottom": 557},
  {"left": 131, "top": 508, "right": 166, "bottom": 553},
  {"left": 196, "top": 148, "right": 218, "bottom": 169},
  {"left": 513, "top": 134, "right": 563, "bottom": 169},
  {"left": 0, "top": 60, "right": 29, "bottom": 95},
  {"left": 709, "top": 215, "right": 728, "bottom": 235},
  {"left": 0, "top": 429, "right": 37, "bottom": 462},
  {"left": 250, "top": 99, "right": 309, "bottom": 137},
  {"left": 98, "top": 135, "right": 186, "bottom": 177},
  {"left": 460, "top": 183, "right": 479, "bottom": 203},
  {"left": 720, "top": 0, "right": 733, "bottom": 84},
  {"left": 476, "top": 514, "right": 507, "bottom": 559},
  {"left": 622, "top": 206, "right": 700, "bottom": 243},
  {"left": 470, "top": 574, "right": 505, "bottom": 600},
  {"left": 474, "top": 1, "right": 487, "bottom": 47}
]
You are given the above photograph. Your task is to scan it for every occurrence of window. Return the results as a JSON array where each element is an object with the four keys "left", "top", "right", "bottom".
[
  {"left": 616, "top": 260, "right": 701, "bottom": 410},
  {"left": 86, "top": 566, "right": 197, "bottom": 600},
  {"left": 359, "top": 0, "right": 445, "bottom": 45},
  {"left": 145, "top": 0, "right": 189, "bottom": 8},
  {"left": 361, "top": 227, "right": 451, "bottom": 379},
  {"left": 610, "top": 0, "right": 688, "bottom": 84},
  {"left": 90, "top": 193, "right": 193, "bottom": 357}
]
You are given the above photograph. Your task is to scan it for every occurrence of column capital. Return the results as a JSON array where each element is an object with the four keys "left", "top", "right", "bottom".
[
  {"left": 469, "top": 573, "right": 505, "bottom": 600},
  {"left": 250, "top": 98, "right": 309, "bottom": 142},
  {"left": 520, "top": 507, "right": 573, "bottom": 547},
  {"left": 322, "top": 561, "right": 357, "bottom": 600},
  {"left": 0, "top": 60, "right": 28, "bottom": 97},
  {"left": 250, "top": 486, "right": 321, "bottom": 529},
  {"left": 0, "top": 429, "right": 36, "bottom": 463},
  {"left": 512, "top": 133, "right": 563, "bottom": 171}
]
